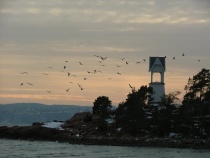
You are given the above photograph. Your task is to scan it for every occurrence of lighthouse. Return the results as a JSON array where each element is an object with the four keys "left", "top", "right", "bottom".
[{"left": 149, "top": 56, "right": 166, "bottom": 104}]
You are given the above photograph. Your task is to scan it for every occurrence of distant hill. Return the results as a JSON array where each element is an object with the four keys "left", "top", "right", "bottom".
[{"left": 0, "top": 103, "right": 92, "bottom": 126}]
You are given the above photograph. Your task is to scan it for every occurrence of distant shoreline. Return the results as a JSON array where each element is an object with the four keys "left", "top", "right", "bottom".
[{"left": 1, "top": 125, "right": 210, "bottom": 150}]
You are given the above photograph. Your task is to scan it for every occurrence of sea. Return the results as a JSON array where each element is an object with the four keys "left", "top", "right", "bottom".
[{"left": 0, "top": 139, "right": 210, "bottom": 158}]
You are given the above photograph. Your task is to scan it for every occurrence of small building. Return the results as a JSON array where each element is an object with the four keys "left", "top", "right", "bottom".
[{"left": 149, "top": 56, "right": 166, "bottom": 104}]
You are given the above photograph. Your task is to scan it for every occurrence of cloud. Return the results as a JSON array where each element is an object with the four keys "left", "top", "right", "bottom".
[{"left": 1, "top": 0, "right": 209, "bottom": 25}]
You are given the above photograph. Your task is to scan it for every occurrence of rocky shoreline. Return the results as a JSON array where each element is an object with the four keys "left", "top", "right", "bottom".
[
  {"left": 1, "top": 112, "right": 210, "bottom": 150},
  {"left": 1, "top": 125, "right": 210, "bottom": 150}
]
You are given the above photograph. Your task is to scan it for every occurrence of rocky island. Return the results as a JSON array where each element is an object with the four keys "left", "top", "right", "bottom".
[{"left": 1, "top": 111, "right": 210, "bottom": 150}]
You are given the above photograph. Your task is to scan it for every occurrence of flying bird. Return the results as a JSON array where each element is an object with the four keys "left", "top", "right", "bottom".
[
  {"left": 20, "top": 83, "right": 24, "bottom": 86},
  {"left": 136, "top": 61, "right": 141, "bottom": 64},
  {"left": 117, "top": 72, "right": 121, "bottom": 75},
  {"left": 65, "top": 88, "right": 70, "bottom": 92},
  {"left": 78, "top": 83, "right": 84, "bottom": 90},
  {"left": 115, "top": 65, "right": 121, "bottom": 67},
  {"left": 126, "top": 61, "right": 129, "bottom": 65},
  {"left": 79, "top": 62, "right": 83, "bottom": 65},
  {"left": 27, "top": 82, "right": 33, "bottom": 86},
  {"left": 64, "top": 66, "right": 67, "bottom": 69},
  {"left": 129, "top": 84, "right": 135, "bottom": 90},
  {"left": 46, "top": 91, "right": 51, "bottom": 93},
  {"left": 20, "top": 72, "right": 28, "bottom": 75},
  {"left": 182, "top": 53, "right": 185, "bottom": 56},
  {"left": 198, "top": 60, "right": 201, "bottom": 62},
  {"left": 42, "top": 73, "right": 49, "bottom": 75},
  {"left": 67, "top": 72, "right": 71, "bottom": 76},
  {"left": 94, "top": 70, "right": 102, "bottom": 74},
  {"left": 121, "top": 58, "right": 125, "bottom": 60},
  {"left": 101, "top": 56, "right": 107, "bottom": 60},
  {"left": 173, "top": 57, "right": 175, "bottom": 60},
  {"left": 143, "top": 59, "right": 146, "bottom": 62},
  {"left": 94, "top": 55, "right": 100, "bottom": 58}
]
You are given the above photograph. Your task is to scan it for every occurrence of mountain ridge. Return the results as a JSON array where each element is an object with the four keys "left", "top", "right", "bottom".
[{"left": 0, "top": 103, "right": 92, "bottom": 126}]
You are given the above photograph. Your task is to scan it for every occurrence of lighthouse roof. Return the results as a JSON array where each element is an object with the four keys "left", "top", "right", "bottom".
[{"left": 149, "top": 57, "right": 165, "bottom": 72}]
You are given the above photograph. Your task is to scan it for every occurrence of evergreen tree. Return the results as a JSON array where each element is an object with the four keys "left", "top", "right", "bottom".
[
  {"left": 180, "top": 68, "right": 210, "bottom": 137},
  {"left": 92, "top": 96, "right": 112, "bottom": 119},
  {"left": 115, "top": 85, "right": 153, "bottom": 135},
  {"left": 92, "top": 96, "right": 112, "bottom": 132}
]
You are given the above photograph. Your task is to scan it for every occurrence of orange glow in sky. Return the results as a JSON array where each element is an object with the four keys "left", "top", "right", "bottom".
[{"left": 0, "top": 0, "right": 209, "bottom": 106}]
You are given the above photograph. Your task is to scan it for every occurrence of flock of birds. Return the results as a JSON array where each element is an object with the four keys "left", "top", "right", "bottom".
[{"left": 19, "top": 53, "right": 201, "bottom": 95}]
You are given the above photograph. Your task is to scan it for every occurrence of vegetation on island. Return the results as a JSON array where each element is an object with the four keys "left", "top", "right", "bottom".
[
  {"left": 1, "top": 68, "right": 210, "bottom": 149},
  {"left": 90, "top": 68, "right": 210, "bottom": 138}
]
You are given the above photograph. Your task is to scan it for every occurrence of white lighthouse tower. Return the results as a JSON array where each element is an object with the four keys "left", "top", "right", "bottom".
[{"left": 149, "top": 56, "right": 166, "bottom": 104}]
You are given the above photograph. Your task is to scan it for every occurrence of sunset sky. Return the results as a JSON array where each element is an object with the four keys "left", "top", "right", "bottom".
[{"left": 0, "top": 0, "right": 210, "bottom": 106}]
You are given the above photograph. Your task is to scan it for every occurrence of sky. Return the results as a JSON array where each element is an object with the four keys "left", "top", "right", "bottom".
[{"left": 0, "top": 0, "right": 210, "bottom": 106}]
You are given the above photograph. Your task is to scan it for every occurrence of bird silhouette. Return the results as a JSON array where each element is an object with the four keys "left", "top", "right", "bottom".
[
  {"left": 64, "top": 66, "right": 67, "bottom": 69},
  {"left": 129, "top": 84, "right": 135, "bottom": 90},
  {"left": 42, "top": 73, "right": 49, "bottom": 75},
  {"left": 67, "top": 72, "right": 71, "bottom": 76},
  {"left": 117, "top": 72, "right": 121, "bottom": 75},
  {"left": 198, "top": 60, "right": 201, "bottom": 62},
  {"left": 94, "top": 70, "right": 102, "bottom": 74},
  {"left": 143, "top": 59, "right": 146, "bottom": 62},
  {"left": 20, "top": 72, "right": 28, "bottom": 75},
  {"left": 65, "top": 88, "right": 70, "bottom": 92},
  {"left": 27, "top": 82, "right": 33, "bottom": 86},
  {"left": 136, "top": 61, "right": 141, "bottom": 64},
  {"left": 20, "top": 83, "right": 24, "bottom": 86},
  {"left": 94, "top": 55, "right": 100, "bottom": 58},
  {"left": 84, "top": 78, "right": 87, "bottom": 80},
  {"left": 65, "top": 61, "right": 68, "bottom": 62},
  {"left": 126, "top": 61, "right": 129, "bottom": 65},
  {"left": 121, "top": 58, "right": 125, "bottom": 60},
  {"left": 116, "top": 65, "right": 121, "bottom": 67},
  {"left": 100, "top": 56, "right": 107, "bottom": 60},
  {"left": 46, "top": 91, "right": 51, "bottom": 93},
  {"left": 182, "top": 53, "right": 185, "bottom": 56},
  {"left": 78, "top": 83, "right": 84, "bottom": 90},
  {"left": 173, "top": 57, "right": 175, "bottom": 60},
  {"left": 79, "top": 62, "right": 83, "bottom": 65}
]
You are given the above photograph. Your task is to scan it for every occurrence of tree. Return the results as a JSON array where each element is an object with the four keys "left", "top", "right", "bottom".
[
  {"left": 115, "top": 85, "right": 153, "bottom": 135},
  {"left": 183, "top": 68, "right": 210, "bottom": 104},
  {"left": 92, "top": 96, "right": 112, "bottom": 132},
  {"left": 92, "top": 96, "right": 112, "bottom": 119},
  {"left": 158, "top": 91, "right": 181, "bottom": 137},
  {"left": 161, "top": 91, "right": 181, "bottom": 107},
  {"left": 180, "top": 68, "right": 210, "bottom": 137}
]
